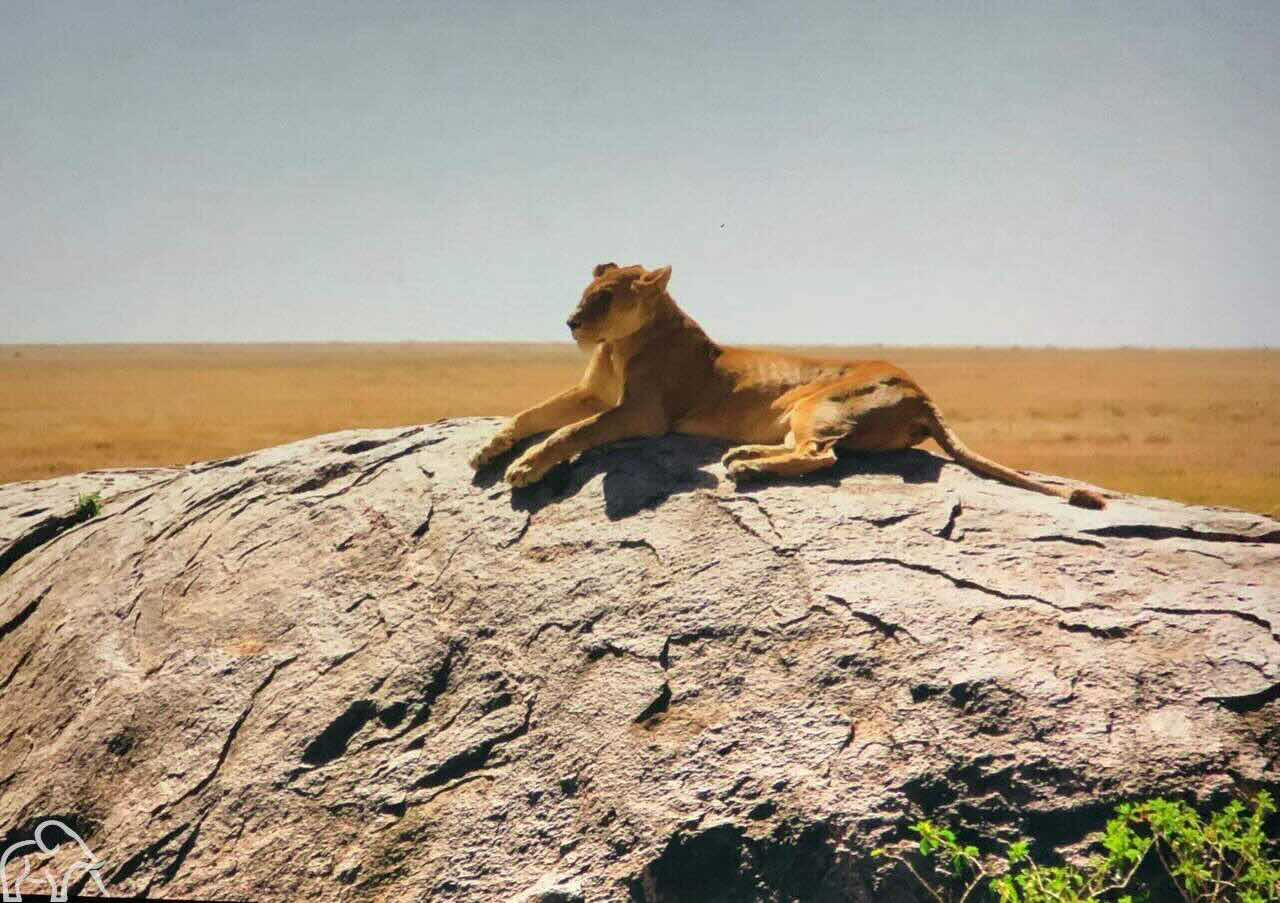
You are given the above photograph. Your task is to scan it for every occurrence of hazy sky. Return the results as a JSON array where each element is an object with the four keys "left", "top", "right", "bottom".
[{"left": 3, "top": 1, "right": 1277, "bottom": 346}]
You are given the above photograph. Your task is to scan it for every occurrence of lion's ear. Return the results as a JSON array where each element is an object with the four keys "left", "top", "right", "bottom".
[
  {"left": 635, "top": 265, "right": 672, "bottom": 294},
  {"left": 592, "top": 262, "right": 619, "bottom": 278}
]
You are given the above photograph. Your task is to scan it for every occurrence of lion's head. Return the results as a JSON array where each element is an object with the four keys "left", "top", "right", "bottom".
[{"left": 567, "top": 263, "right": 673, "bottom": 346}]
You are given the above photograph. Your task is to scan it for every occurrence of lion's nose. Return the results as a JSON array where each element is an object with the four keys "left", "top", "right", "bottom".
[{"left": 567, "top": 318, "right": 582, "bottom": 330}]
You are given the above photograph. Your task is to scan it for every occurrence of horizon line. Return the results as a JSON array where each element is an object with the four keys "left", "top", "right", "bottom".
[{"left": 2, "top": 341, "right": 1276, "bottom": 353}]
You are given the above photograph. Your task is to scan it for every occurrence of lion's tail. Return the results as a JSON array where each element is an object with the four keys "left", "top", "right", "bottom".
[{"left": 920, "top": 399, "right": 1106, "bottom": 509}]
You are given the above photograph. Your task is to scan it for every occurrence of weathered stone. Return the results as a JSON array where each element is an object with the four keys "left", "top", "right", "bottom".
[{"left": 0, "top": 418, "right": 1276, "bottom": 901}]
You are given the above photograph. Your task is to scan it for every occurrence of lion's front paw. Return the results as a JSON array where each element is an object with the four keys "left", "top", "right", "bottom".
[
  {"left": 504, "top": 452, "right": 549, "bottom": 488},
  {"left": 470, "top": 431, "right": 515, "bottom": 470},
  {"left": 725, "top": 461, "right": 762, "bottom": 484}
]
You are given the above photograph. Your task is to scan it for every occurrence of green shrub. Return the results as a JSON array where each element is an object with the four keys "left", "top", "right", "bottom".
[
  {"left": 874, "top": 792, "right": 1279, "bottom": 902},
  {"left": 73, "top": 491, "right": 102, "bottom": 521}
]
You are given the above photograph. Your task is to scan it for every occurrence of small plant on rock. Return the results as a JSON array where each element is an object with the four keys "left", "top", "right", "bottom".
[
  {"left": 874, "top": 792, "right": 1279, "bottom": 902},
  {"left": 73, "top": 491, "right": 102, "bottom": 521}
]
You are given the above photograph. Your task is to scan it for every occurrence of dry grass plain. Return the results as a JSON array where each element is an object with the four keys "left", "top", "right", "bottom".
[{"left": 1, "top": 344, "right": 1276, "bottom": 516}]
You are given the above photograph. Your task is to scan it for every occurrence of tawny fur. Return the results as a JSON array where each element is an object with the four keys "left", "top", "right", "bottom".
[{"left": 470, "top": 263, "right": 1106, "bottom": 510}]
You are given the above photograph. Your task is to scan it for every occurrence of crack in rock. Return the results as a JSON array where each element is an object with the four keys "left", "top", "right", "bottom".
[
  {"left": 301, "top": 700, "right": 380, "bottom": 766},
  {"left": 107, "top": 800, "right": 215, "bottom": 892},
  {"left": 411, "top": 500, "right": 435, "bottom": 541},
  {"left": 412, "top": 699, "right": 534, "bottom": 790},
  {"left": 1202, "top": 682, "right": 1280, "bottom": 714},
  {"left": 0, "top": 648, "right": 32, "bottom": 691},
  {"left": 0, "top": 585, "right": 50, "bottom": 644},
  {"left": 935, "top": 497, "right": 963, "bottom": 541},
  {"left": 713, "top": 496, "right": 792, "bottom": 554},
  {"left": 160, "top": 655, "right": 296, "bottom": 813},
  {"left": 1142, "top": 606, "right": 1272, "bottom": 634},
  {"left": 634, "top": 682, "right": 673, "bottom": 724},
  {"left": 162, "top": 480, "right": 256, "bottom": 538},
  {"left": 1056, "top": 620, "right": 1131, "bottom": 640},
  {"left": 615, "top": 537, "right": 663, "bottom": 563},
  {"left": 1083, "top": 524, "right": 1280, "bottom": 544},
  {"left": 107, "top": 818, "right": 193, "bottom": 888},
  {"left": 429, "top": 530, "right": 475, "bottom": 589},
  {"left": 1030, "top": 534, "right": 1106, "bottom": 549},
  {"left": 825, "top": 593, "right": 917, "bottom": 642},
  {"left": 825, "top": 556, "right": 1072, "bottom": 611},
  {"left": 498, "top": 510, "right": 531, "bottom": 548}
]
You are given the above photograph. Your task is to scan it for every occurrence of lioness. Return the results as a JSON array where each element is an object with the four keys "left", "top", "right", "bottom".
[{"left": 471, "top": 263, "right": 1105, "bottom": 509}]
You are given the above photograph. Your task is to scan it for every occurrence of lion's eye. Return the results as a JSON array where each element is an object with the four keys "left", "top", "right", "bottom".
[{"left": 594, "top": 291, "right": 612, "bottom": 306}]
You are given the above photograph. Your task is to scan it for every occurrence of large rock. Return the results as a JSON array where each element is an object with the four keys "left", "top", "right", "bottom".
[{"left": 0, "top": 418, "right": 1276, "bottom": 901}]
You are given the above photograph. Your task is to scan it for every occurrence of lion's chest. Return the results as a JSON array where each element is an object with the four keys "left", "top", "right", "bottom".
[{"left": 582, "top": 345, "right": 625, "bottom": 406}]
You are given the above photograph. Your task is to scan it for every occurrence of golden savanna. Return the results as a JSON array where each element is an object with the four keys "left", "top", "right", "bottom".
[{"left": 1, "top": 339, "right": 1276, "bottom": 516}]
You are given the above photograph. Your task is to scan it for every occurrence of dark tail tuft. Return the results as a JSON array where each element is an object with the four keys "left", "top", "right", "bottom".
[{"left": 1069, "top": 488, "right": 1107, "bottom": 510}]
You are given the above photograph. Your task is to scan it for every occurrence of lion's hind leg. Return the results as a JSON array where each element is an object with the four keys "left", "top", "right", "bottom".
[
  {"left": 724, "top": 374, "right": 925, "bottom": 484},
  {"left": 726, "top": 443, "right": 838, "bottom": 482},
  {"left": 725, "top": 395, "right": 845, "bottom": 483},
  {"left": 720, "top": 435, "right": 795, "bottom": 467}
]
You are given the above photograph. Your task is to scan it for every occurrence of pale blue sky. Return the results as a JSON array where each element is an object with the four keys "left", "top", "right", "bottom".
[{"left": 2, "top": 1, "right": 1277, "bottom": 346}]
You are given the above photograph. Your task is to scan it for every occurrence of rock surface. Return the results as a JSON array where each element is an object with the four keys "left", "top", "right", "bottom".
[{"left": 0, "top": 418, "right": 1277, "bottom": 901}]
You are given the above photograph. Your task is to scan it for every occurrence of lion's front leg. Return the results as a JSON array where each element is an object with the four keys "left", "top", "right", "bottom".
[
  {"left": 469, "top": 428, "right": 518, "bottom": 471},
  {"left": 504, "top": 403, "right": 668, "bottom": 487},
  {"left": 470, "top": 387, "right": 605, "bottom": 470}
]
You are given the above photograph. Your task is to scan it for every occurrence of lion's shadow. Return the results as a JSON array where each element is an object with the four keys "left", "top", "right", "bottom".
[
  {"left": 736, "top": 445, "right": 947, "bottom": 495},
  {"left": 472, "top": 435, "right": 947, "bottom": 521}
]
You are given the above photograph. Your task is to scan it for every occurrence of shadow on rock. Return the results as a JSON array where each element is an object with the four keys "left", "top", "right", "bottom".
[
  {"left": 725, "top": 447, "right": 948, "bottom": 495},
  {"left": 474, "top": 437, "right": 950, "bottom": 516},
  {"left": 472, "top": 434, "right": 724, "bottom": 520},
  {"left": 838, "top": 447, "right": 947, "bottom": 485},
  {"left": 627, "top": 820, "right": 874, "bottom": 903}
]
